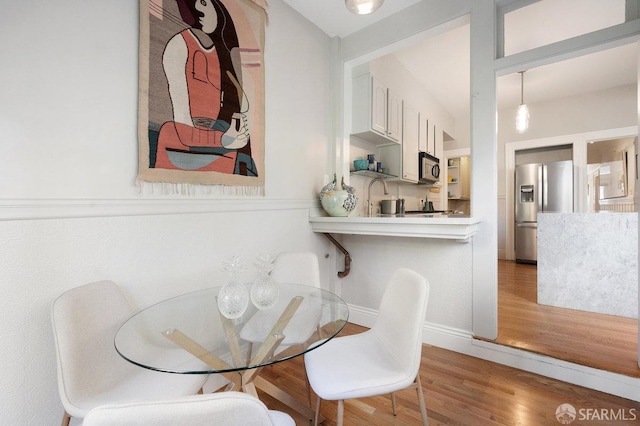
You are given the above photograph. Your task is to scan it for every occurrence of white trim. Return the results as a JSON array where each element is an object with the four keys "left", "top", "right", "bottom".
[
  {"left": 309, "top": 215, "right": 480, "bottom": 241},
  {"left": 347, "top": 303, "right": 640, "bottom": 402},
  {"left": 0, "top": 198, "right": 317, "bottom": 221}
]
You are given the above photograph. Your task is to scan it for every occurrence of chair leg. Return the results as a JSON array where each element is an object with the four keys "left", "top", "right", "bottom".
[
  {"left": 415, "top": 375, "right": 429, "bottom": 426},
  {"left": 61, "top": 411, "right": 71, "bottom": 426},
  {"left": 305, "top": 373, "right": 313, "bottom": 410},
  {"left": 314, "top": 397, "right": 322, "bottom": 426},
  {"left": 337, "top": 400, "right": 344, "bottom": 426},
  {"left": 301, "top": 354, "right": 313, "bottom": 409},
  {"left": 390, "top": 392, "right": 397, "bottom": 415}
]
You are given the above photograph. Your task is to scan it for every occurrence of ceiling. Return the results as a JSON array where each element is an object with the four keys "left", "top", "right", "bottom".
[
  {"left": 281, "top": 0, "right": 423, "bottom": 39},
  {"left": 282, "top": 0, "right": 637, "bottom": 124}
]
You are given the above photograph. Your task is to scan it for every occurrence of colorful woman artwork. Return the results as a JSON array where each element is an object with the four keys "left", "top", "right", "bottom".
[{"left": 154, "top": 0, "right": 258, "bottom": 176}]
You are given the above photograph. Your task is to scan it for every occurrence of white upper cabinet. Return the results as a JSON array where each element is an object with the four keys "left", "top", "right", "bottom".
[
  {"left": 418, "top": 112, "right": 428, "bottom": 153},
  {"left": 371, "top": 78, "right": 388, "bottom": 135},
  {"left": 429, "top": 122, "right": 444, "bottom": 158},
  {"left": 401, "top": 102, "right": 419, "bottom": 182},
  {"left": 418, "top": 113, "right": 444, "bottom": 157},
  {"left": 352, "top": 73, "right": 401, "bottom": 146},
  {"left": 386, "top": 90, "right": 402, "bottom": 142}
]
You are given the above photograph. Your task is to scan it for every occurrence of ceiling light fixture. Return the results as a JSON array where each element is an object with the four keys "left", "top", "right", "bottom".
[
  {"left": 345, "top": 0, "right": 384, "bottom": 15},
  {"left": 515, "top": 71, "right": 529, "bottom": 134}
]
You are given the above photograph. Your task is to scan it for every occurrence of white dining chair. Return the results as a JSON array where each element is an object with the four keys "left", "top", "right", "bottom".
[
  {"left": 240, "top": 251, "right": 322, "bottom": 349},
  {"left": 304, "top": 268, "right": 430, "bottom": 426},
  {"left": 270, "top": 251, "right": 322, "bottom": 288},
  {"left": 51, "top": 280, "right": 208, "bottom": 426},
  {"left": 82, "top": 392, "right": 295, "bottom": 426}
]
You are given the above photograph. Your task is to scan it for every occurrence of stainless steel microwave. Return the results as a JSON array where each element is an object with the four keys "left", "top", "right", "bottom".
[{"left": 419, "top": 152, "right": 440, "bottom": 183}]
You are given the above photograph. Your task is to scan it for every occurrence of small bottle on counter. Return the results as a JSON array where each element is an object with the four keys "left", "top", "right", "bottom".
[{"left": 367, "top": 154, "right": 376, "bottom": 171}]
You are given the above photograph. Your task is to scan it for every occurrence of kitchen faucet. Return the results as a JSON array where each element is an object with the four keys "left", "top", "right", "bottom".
[{"left": 367, "top": 177, "right": 389, "bottom": 216}]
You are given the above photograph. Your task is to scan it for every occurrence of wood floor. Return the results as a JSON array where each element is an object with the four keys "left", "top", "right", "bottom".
[
  {"left": 495, "top": 259, "right": 639, "bottom": 378},
  {"left": 257, "top": 261, "right": 640, "bottom": 424},
  {"left": 259, "top": 323, "right": 640, "bottom": 425}
]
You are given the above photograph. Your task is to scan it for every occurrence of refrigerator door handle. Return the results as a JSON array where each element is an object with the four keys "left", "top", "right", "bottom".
[
  {"left": 538, "top": 164, "right": 544, "bottom": 213},
  {"left": 515, "top": 222, "right": 537, "bottom": 228}
]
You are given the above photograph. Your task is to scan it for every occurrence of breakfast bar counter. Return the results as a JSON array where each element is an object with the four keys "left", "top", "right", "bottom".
[{"left": 309, "top": 214, "right": 480, "bottom": 241}]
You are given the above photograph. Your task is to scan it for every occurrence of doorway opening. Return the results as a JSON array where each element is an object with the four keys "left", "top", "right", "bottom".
[{"left": 500, "top": 127, "right": 638, "bottom": 377}]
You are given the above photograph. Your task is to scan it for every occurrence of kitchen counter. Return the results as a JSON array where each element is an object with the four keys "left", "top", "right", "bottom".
[{"left": 309, "top": 214, "right": 480, "bottom": 241}]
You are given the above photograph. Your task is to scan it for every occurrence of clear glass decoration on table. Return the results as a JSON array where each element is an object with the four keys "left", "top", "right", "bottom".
[
  {"left": 250, "top": 253, "right": 279, "bottom": 310},
  {"left": 217, "top": 256, "right": 249, "bottom": 319},
  {"left": 319, "top": 173, "right": 358, "bottom": 217}
]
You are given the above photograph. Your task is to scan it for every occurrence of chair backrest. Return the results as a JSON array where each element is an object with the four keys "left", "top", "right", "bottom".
[
  {"left": 82, "top": 392, "right": 290, "bottom": 426},
  {"left": 51, "top": 280, "right": 136, "bottom": 412},
  {"left": 372, "top": 268, "right": 429, "bottom": 377},
  {"left": 271, "top": 251, "right": 321, "bottom": 288}
]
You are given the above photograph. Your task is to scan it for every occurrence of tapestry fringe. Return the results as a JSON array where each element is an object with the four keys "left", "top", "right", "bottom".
[{"left": 136, "top": 179, "right": 265, "bottom": 197}]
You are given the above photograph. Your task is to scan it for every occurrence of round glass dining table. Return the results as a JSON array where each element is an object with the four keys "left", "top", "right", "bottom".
[{"left": 115, "top": 282, "right": 348, "bottom": 417}]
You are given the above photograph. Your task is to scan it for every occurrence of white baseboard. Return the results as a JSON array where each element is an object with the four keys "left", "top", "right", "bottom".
[{"left": 347, "top": 304, "right": 640, "bottom": 402}]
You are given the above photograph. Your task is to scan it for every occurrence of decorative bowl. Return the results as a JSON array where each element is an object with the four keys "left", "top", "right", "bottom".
[
  {"left": 353, "top": 159, "right": 369, "bottom": 171},
  {"left": 320, "top": 189, "right": 356, "bottom": 217}
]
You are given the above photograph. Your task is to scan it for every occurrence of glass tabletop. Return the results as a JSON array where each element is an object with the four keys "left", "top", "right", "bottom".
[{"left": 115, "top": 283, "right": 349, "bottom": 375}]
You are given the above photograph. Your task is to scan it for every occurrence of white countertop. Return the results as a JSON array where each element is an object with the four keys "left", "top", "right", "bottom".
[{"left": 309, "top": 214, "right": 480, "bottom": 241}]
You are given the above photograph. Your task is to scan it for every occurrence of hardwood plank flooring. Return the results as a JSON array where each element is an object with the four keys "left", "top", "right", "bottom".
[
  {"left": 495, "top": 260, "right": 639, "bottom": 378},
  {"left": 256, "top": 261, "right": 640, "bottom": 424},
  {"left": 258, "top": 323, "right": 640, "bottom": 425}
]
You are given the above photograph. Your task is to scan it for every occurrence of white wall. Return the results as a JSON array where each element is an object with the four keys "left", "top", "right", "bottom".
[
  {"left": 339, "top": 235, "right": 473, "bottom": 331},
  {"left": 0, "top": 1, "right": 336, "bottom": 424}
]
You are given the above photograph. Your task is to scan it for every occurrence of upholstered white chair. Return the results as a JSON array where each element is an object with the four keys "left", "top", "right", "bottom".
[
  {"left": 82, "top": 392, "right": 295, "bottom": 426},
  {"left": 304, "top": 268, "right": 430, "bottom": 426},
  {"left": 51, "top": 280, "right": 208, "bottom": 426}
]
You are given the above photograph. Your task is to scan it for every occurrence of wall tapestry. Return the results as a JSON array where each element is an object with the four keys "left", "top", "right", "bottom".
[{"left": 138, "top": 0, "right": 267, "bottom": 195}]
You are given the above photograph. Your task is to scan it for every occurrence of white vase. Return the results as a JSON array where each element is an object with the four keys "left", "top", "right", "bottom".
[
  {"left": 321, "top": 189, "right": 356, "bottom": 216},
  {"left": 250, "top": 253, "right": 279, "bottom": 309},
  {"left": 218, "top": 256, "right": 249, "bottom": 319},
  {"left": 320, "top": 175, "right": 357, "bottom": 217},
  {"left": 217, "top": 279, "right": 249, "bottom": 319},
  {"left": 250, "top": 274, "right": 279, "bottom": 310}
]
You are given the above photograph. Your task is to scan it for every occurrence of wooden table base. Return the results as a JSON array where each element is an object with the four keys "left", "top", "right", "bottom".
[{"left": 163, "top": 296, "right": 319, "bottom": 420}]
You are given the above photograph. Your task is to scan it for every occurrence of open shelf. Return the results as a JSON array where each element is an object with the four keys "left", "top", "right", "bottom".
[{"left": 350, "top": 170, "right": 398, "bottom": 179}]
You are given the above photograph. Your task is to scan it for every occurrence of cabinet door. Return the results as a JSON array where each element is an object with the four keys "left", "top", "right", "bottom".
[
  {"left": 432, "top": 124, "right": 443, "bottom": 157},
  {"left": 371, "top": 78, "right": 388, "bottom": 136},
  {"left": 387, "top": 90, "right": 402, "bottom": 142},
  {"left": 402, "top": 102, "right": 419, "bottom": 182},
  {"left": 428, "top": 123, "right": 436, "bottom": 156},
  {"left": 418, "top": 113, "right": 428, "bottom": 153},
  {"left": 460, "top": 156, "right": 471, "bottom": 199}
]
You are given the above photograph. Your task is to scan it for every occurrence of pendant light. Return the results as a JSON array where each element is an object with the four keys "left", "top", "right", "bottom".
[
  {"left": 345, "top": 0, "right": 384, "bottom": 15},
  {"left": 515, "top": 71, "right": 530, "bottom": 134}
]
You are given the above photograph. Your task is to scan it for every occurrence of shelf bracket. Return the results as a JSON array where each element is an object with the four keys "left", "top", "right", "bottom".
[{"left": 322, "top": 233, "right": 351, "bottom": 278}]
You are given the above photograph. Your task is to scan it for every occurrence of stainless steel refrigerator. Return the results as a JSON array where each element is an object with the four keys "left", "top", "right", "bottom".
[{"left": 515, "top": 160, "right": 573, "bottom": 263}]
